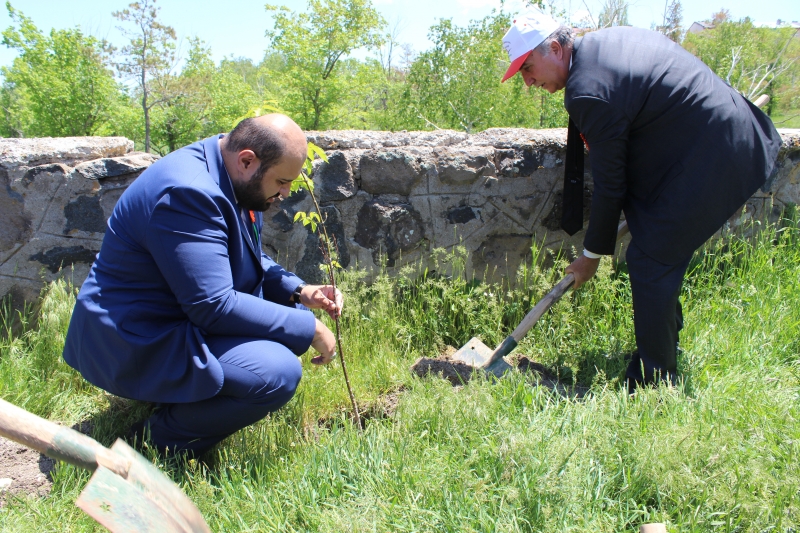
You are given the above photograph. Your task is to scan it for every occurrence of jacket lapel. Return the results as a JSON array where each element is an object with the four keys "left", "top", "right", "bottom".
[{"left": 202, "top": 135, "right": 262, "bottom": 262}]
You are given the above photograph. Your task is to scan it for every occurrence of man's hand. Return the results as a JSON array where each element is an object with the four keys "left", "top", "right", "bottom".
[
  {"left": 310, "top": 318, "right": 336, "bottom": 365},
  {"left": 298, "top": 284, "right": 343, "bottom": 319},
  {"left": 565, "top": 255, "right": 601, "bottom": 289}
]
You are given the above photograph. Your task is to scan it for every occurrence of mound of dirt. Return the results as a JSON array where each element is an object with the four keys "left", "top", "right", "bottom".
[
  {"left": 409, "top": 357, "right": 476, "bottom": 385},
  {"left": 0, "top": 436, "right": 55, "bottom": 506},
  {"left": 411, "top": 349, "right": 588, "bottom": 397}
]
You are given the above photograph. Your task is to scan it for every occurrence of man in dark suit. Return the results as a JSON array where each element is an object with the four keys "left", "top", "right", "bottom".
[
  {"left": 501, "top": 10, "right": 781, "bottom": 390},
  {"left": 63, "top": 114, "right": 342, "bottom": 455}
]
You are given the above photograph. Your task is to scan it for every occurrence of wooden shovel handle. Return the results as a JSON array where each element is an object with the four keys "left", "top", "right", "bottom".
[
  {"left": 509, "top": 273, "right": 575, "bottom": 343},
  {"left": 0, "top": 397, "right": 130, "bottom": 477},
  {"left": 509, "top": 220, "right": 630, "bottom": 344}
]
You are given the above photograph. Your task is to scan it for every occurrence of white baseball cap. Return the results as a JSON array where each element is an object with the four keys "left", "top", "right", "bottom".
[{"left": 501, "top": 9, "right": 560, "bottom": 82}]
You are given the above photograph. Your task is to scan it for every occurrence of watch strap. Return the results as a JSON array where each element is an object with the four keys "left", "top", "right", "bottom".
[{"left": 291, "top": 283, "right": 307, "bottom": 304}]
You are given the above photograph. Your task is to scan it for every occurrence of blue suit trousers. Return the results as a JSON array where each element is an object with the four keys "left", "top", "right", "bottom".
[
  {"left": 624, "top": 240, "right": 692, "bottom": 390},
  {"left": 144, "top": 336, "right": 302, "bottom": 455}
]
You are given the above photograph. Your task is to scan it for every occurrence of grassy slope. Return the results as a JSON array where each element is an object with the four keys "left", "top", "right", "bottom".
[
  {"left": 0, "top": 218, "right": 798, "bottom": 532},
  {"left": 771, "top": 113, "right": 800, "bottom": 129}
]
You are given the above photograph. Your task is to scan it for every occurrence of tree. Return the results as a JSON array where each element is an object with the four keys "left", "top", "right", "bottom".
[
  {"left": 204, "top": 53, "right": 265, "bottom": 136},
  {"left": 710, "top": 10, "right": 730, "bottom": 25},
  {"left": 220, "top": 56, "right": 265, "bottom": 94},
  {"left": 653, "top": 0, "right": 683, "bottom": 43},
  {"left": 376, "top": 16, "right": 407, "bottom": 79},
  {"left": 394, "top": 12, "right": 567, "bottom": 133},
  {"left": 597, "top": 0, "right": 629, "bottom": 28},
  {"left": 147, "top": 38, "right": 212, "bottom": 154},
  {"left": 265, "top": 0, "right": 386, "bottom": 130},
  {"left": 113, "top": 0, "right": 177, "bottom": 153},
  {"left": 0, "top": 3, "right": 119, "bottom": 137},
  {"left": 683, "top": 17, "right": 799, "bottom": 102}
]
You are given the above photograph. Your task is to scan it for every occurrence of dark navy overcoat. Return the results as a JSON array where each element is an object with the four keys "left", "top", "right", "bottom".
[{"left": 566, "top": 27, "right": 781, "bottom": 264}]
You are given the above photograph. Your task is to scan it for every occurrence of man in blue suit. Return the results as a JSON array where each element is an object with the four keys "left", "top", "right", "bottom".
[
  {"left": 501, "top": 10, "right": 781, "bottom": 391},
  {"left": 64, "top": 114, "right": 342, "bottom": 455}
]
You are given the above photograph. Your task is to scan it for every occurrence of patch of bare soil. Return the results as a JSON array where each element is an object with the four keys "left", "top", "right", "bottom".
[
  {"left": 360, "top": 388, "right": 402, "bottom": 420},
  {"left": 309, "top": 386, "right": 409, "bottom": 436},
  {"left": 411, "top": 347, "right": 589, "bottom": 397},
  {"left": 0, "top": 436, "right": 55, "bottom": 506}
]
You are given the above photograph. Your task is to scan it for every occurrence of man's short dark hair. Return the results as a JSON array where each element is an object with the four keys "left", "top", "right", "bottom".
[
  {"left": 224, "top": 117, "right": 286, "bottom": 172},
  {"left": 536, "top": 26, "right": 575, "bottom": 56}
]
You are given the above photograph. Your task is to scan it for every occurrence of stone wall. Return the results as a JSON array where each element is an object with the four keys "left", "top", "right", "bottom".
[
  {"left": 2, "top": 129, "right": 799, "bottom": 309},
  {"left": 0, "top": 137, "right": 158, "bottom": 311}
]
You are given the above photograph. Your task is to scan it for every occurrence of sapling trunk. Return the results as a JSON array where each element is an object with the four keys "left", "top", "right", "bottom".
[{"left": 299, "top": 173, "right": 362, "bottom": 431}]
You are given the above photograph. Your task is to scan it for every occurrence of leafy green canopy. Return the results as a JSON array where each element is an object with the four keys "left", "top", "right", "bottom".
[
  {"left": 683, "top": 18, "right": 799, "bottom": 105},
  {"left": 391, "top": 13, "right": 568, "bottom": 132},
  {"left": 0, "top": 3, "right": 119, "bottom": 137},
  {"left": 2, "top": 1, "right": 797, "bottom": 145},
  {"left": 265, "top": 0, "right": 386, "bottom": 131}
]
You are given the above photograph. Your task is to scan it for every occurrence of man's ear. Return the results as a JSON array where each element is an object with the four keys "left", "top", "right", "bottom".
[
  {"left": 238, "top": 149, "right": 257, "bottom": 170},
  {"left": 550, "top": 39, "right": 563, "bottom": 59}
]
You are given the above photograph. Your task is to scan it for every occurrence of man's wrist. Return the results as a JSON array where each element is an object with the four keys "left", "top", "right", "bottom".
[{"left": 583, "top": 249, "right": 602, "bottom": 259}]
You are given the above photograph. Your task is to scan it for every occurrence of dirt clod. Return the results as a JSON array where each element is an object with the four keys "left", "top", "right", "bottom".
[{"left": 410, "top": 357, "right": 476, "bottom": 385}]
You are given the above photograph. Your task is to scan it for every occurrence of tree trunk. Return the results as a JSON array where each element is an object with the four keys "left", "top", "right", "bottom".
[
  {"left": 312, "top": 88, "right": 321, "bottom": 130},
  {"left": 142, "top": 67, "right": 150, "bottom": 153}
]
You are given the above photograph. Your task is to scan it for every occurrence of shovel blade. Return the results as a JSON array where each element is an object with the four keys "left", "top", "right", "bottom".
[
  {"left": 77, "top": 465, "right": 187, "bottom": 533},
  {"left": 76, "top": 439, "right": 211, "bottom": 533},
  {"left": 452, "top": 337, "right": 494, "bottom": 367},
  {"left": 453, "top": 337, "right": 514, "bottom": 378},
  {"left": 485, "top": 357, "right": 513, "bottom": 377}
]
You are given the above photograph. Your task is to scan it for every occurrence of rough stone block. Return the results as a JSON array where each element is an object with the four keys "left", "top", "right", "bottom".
[
  {"left": 74, "top": 152, "right": 158, "bottom": 180},
  {"left": 0, "top": 234, "right": 98, "bottom": 282},
  {"left": 293, "top": 205, "right": 351, "bottom": 284},
  {"left": 425, "top": 195, "right": 484, "bottom": 250},
  {"left": 473, "top": 169, "right": 562, "bottom": 232},
  {"left": 0, "top": 137, "right": 133, "bottom": 167},
  {"left": 0, "top": 168, "right": 33, "bottom": 259},
  {"left": 360, "top": 151, "right": 423, "bottom": 195},
  {"left": 472, "top": 233, "right": 535, "bottom": 281},
  {"left": 436, "top": 147, "right": 496, "bottom": 186},
  {"left": 312, "top": 151, "right": 357, "bottom": 203},
  {"left": 36, "top": 172, "right": 102, "bottom": 239},
  {"left": 331, "top": 191, "right": 369, "bottom": 238},
  {"left": 354, "top": 197, "right": 426, "bottom": 266}
]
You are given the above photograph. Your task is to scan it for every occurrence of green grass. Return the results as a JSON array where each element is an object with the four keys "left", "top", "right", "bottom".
[
  {"left": 771, "top": 111, "right": 800, "bottom": 129},
  {"left": 1, "top": 214, "right": 799, "bottom": 532}
]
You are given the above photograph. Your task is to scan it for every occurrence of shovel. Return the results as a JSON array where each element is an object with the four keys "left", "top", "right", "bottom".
[
  {"left": 0, "top": 397, "right": 211, "bottom": 533},
  {"left": 453, "top": 220, "right": 630, "bottom": 376}
]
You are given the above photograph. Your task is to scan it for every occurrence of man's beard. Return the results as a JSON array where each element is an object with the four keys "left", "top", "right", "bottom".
[{"left": 232, "top": 164, "right": 279, "bottom": 212}]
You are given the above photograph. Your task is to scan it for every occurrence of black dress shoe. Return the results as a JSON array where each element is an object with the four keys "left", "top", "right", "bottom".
[{"left": 123, "top": 419, "right": 149, "bottom": 452}]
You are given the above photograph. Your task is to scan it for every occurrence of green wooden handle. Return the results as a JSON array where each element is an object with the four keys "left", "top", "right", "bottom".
[{"left": 0, "top": 397, "right": 129, "bottom": 476}]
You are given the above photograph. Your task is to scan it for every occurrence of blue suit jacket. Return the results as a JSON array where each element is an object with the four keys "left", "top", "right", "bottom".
[
  {"left": 565, "top": 28, "right": 781, "bottom": 264},
  {"left": 63, "top": 135, "right": 316, "bottom": 403}
]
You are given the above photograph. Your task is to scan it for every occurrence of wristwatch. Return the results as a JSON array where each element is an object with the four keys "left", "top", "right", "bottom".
[{"left": 291, "top": 283, "right": 307, "bottom": 304}]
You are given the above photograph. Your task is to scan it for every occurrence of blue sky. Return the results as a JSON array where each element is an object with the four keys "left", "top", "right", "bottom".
[{"left": 1, "top": 0, "right": 797, "bottom": 68}]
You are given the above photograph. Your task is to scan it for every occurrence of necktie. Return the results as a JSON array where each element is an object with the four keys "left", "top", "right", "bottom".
[{"left": 561, "top": 118, "right": 584, "bottom": 236}]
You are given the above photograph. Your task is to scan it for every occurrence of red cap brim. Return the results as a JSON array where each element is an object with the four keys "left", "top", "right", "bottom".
[{"left": 501, "top": 50, "right": 532, "bottom": 83}]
